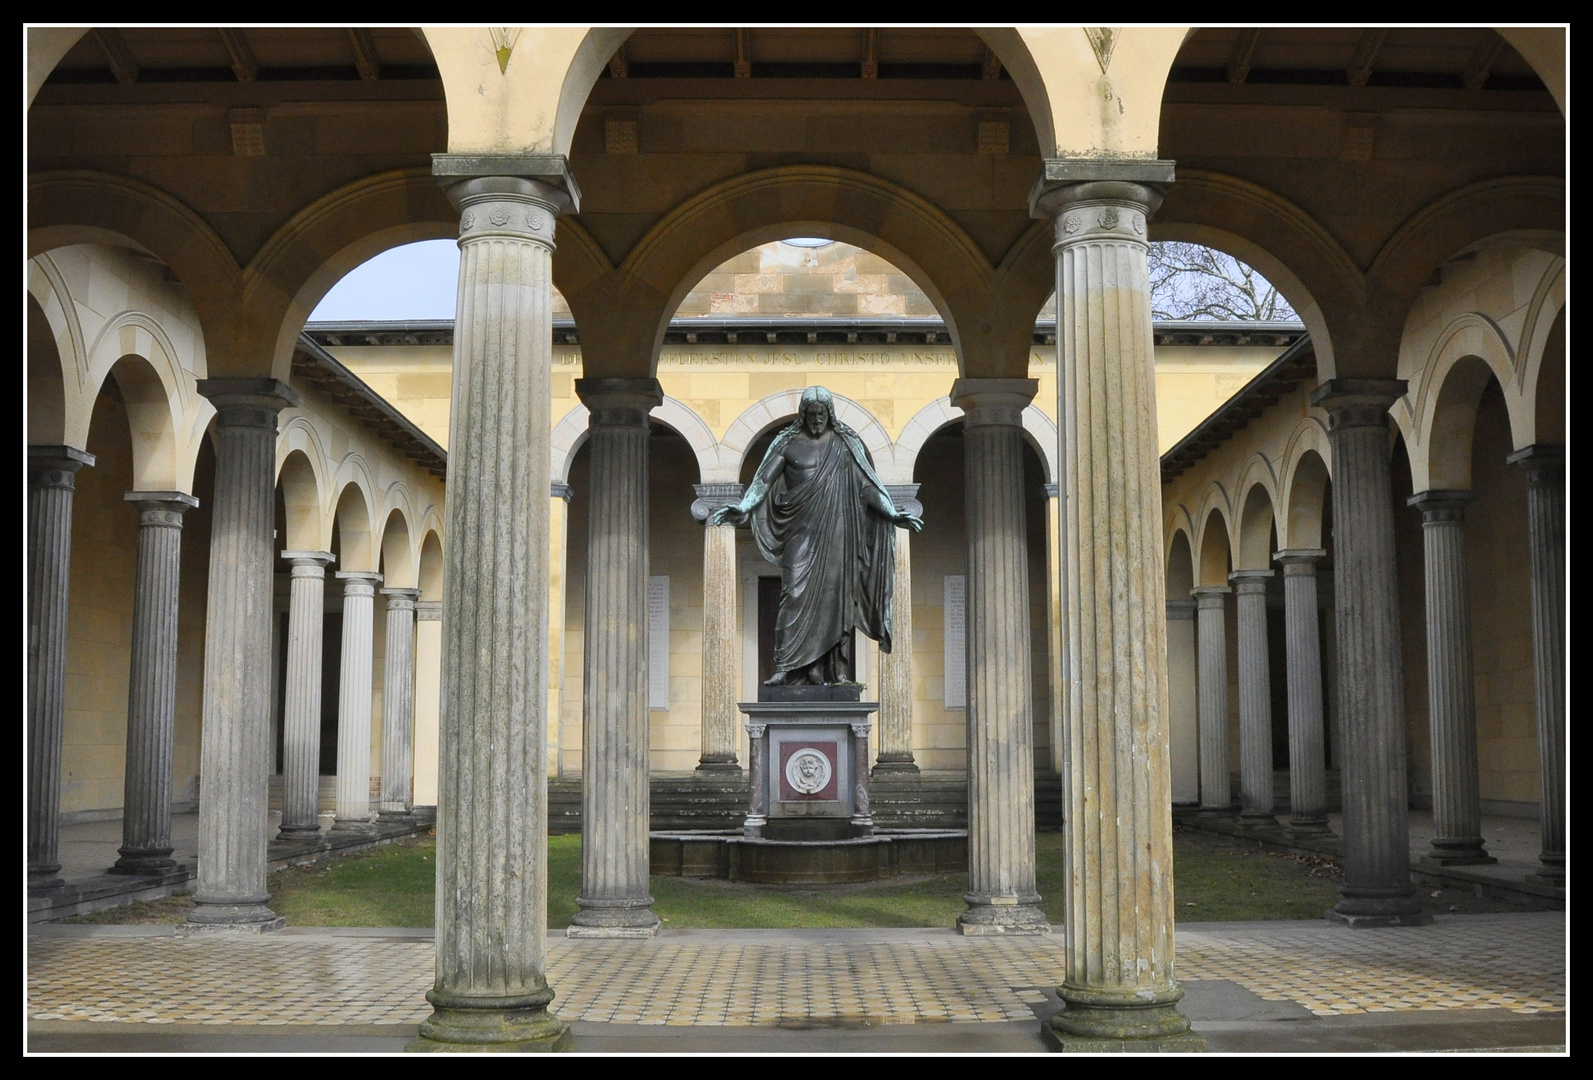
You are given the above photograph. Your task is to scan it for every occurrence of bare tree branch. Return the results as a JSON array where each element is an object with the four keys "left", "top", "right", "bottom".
[{"left": 1148, "top": 242, "right": 1299, "bottom": 322}]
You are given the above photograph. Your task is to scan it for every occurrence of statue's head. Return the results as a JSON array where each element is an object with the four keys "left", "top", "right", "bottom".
[{"left": 799, "top": 385, "right": 834, "bottom": 436}]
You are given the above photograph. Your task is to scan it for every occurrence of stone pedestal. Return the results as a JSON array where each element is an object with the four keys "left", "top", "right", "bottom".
[
  {"left": 378, "top": 588, "right": 422, "bottom": 824},
  {"left": 185, "top": 380, "right": 297, "bottom": 933},
  {"left": 413, "top": 162, "right": 574, "bottom": 1052},
  {"left": 692, "top": 483, "right": 744, "bottom": 773},
  {"left": 1274, "top": 550, "right": 1332, "bottom": 838},
  {"left": 1191, "top": 586, "right": 1232, "bottom": 812},
  {"left": 741, "top": 688, "right": 876, "bottom": 839},
  {"left": 1230, "top": 570, "right": 1276, "bottom": 828},
  {"left": 278, "top": 551, "right": 335, "bottom": 842},
  {"left": 28, "top": 445, "right": 94, "bottom": 894},
  {"left": 112, "top": 491, "right": 199, "bottom": 874},
  {"left": 873, "top": 483, "right": 922, "bottom": 776},
  {"left": 333, "top": 571, "right": 382, "bottom": 833},
  {"left": 568, "top": 377, "right": 662, "bottom": 939},
  {"left": 1033, "top": 164, "right": 1200, "bottom": 1048},
  {"left": 1507, "top": 445, "right": 1564, "bottom": 886},
  {"left": 1310, "top": 380, "right": 1428, "bottom": 927},
  {"left": 952, "top": 378, "right": 1048, "bottom": 936},
  {"left": 1409, "top": 492, "right": 1493, "bottom": 865}
]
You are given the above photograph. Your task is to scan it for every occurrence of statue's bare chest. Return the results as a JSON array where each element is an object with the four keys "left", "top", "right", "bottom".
[{"left": 781, "top": 432, "right": 834, "bottom": 486}]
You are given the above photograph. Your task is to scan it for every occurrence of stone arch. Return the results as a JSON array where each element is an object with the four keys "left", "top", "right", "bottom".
[
  {"left": 1193, "top": 496, "right": 1234, "bottom": 589},
  {"left": 1414, "top": 340, "right": 1513, "bottom": 493},
  {"left": 551, "top": 404, "right": 591, "bottom": 487},
  {"left": 1527, "top": 307, "right": 1565, "bottom": 451},
  {"left": 1513, "top": 259, "right": 1566, "bottom": 446},
  {"left": 102, "top": 354, "right": 181, "bottom": 492},
  {"left": 1279, "top": 430, "right": 1332, "bottom": 551},
  {"left": 720, "top": 390, "right": 892, "bottom": 482},
  {"left": 418, "top": 529, "right": 445, "bottom": 602},
  {"left": 27, "top": 290, "right": 67, "bottom": 446},
  {"left": 277, "top": 449, "right": 323, "bottom": 553},
  {"left": 648, "top": 397, "right": 715, "bottom": 486},
  {"left": 1166, "top": 527, "right": 1195, "bottom": 601},
  {"left": 1235, "top": 471, "right": 1278, "bottom": 572},
  {"left": 27, "top": 250, "right": 89, "bottom": 406},
  {"left": 891, "top": 396, "right": 1057, "bottom": 486},
  {"left": 566, "top": 167, "right": 998, "bottom": 380},
  {"left": 330, "top": 465, "right": 378, "bottom": 573},
  {"left": 1154, "top": 171, "right": 1357, "bottom": 380},
  {"left": 252, "top": 170, "right": 457, "bottom": 382},
  {"left": 379, "top": 506, "right": 417, "bottom": 590}
]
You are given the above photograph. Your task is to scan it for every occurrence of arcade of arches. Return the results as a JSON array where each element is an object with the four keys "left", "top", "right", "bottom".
[{"left": 27, "top": 27, "right": 1564, "bottom": 1051}]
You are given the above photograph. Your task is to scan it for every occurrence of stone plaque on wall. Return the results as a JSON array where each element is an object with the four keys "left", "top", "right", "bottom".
[
  {"left": 944, "top": 574, "right": 966, "bottom": 709},
  {"left": 649, "top": 576, "right": 669, "bottom": 709}
]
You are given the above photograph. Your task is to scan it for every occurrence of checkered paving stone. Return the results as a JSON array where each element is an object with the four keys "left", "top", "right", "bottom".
[{"left": 28, "top": 915, "right": 1563, "bottom": 1027}]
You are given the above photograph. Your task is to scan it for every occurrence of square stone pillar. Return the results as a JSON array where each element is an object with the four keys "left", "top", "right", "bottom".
[
  {"left": 412, "top": 158, "right": 577, "bottom": 1052},
  {"left": 184, "top": 380, "right": 298, "bottom": 933},
  {"left": 1032, "top": 161, "right": 1200, "bottom": 1049}
]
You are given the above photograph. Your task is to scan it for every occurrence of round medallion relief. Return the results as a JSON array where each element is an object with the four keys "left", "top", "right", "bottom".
[{"left": 784, "top": 748, "right": 833, "bottom": 795}]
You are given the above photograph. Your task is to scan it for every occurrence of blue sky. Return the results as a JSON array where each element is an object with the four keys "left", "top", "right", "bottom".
[{"left": 309, "top": 240, "right": 460, "bottom": 321}]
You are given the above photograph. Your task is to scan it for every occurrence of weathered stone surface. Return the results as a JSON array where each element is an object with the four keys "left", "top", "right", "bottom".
[
  {"left": 1275, "top": 550, "right": 1331, "bottom": 837},
  {"left": 332, "top": 571, "right": 382, "bottom": 833},
  {"left": 378, "top": 588, "right": 421, "bottom": 824},
  {"left": 1230, "top": 569, "right": 1276, "bottom": 827},
  {"left": 874, "top": 484, "right": 922, "bottom": 776},
  {"left": 278, "top": 551, "right": 335, "bottom": 842},
  {"left": 1191, "top": 586, "right": 1232, "bottom": 812},
  {"left": 694, "top": 483, "right": 743, "bottom": 773}
]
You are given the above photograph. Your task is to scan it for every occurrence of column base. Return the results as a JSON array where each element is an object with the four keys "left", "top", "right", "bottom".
[
  {"left": 377, "top": 809, "right": 418, "bottom": 826},
  {"left": 870, "top": 758, "right": 921, "bottom": 777},
  {"left": 1420, "top": 841, "right": 1496, "bottom": 867},
  {"left": 331, "top": 816, "right": 376, "bottom": 834},
  {"left": 1283, "top": 816, "right": 1335, "bottom": 841},
  {"left": 1042, "top": 986, "right": 1202, "bottom": 1052},
  {"left": 569, "top": 895, "right": 660, "bottom": 937},
  {"left": 110, "top": 848, "right": 177, "bottom": 875},
  {"left": 180, "top": 901, "right": 286, "bottom": 934},
  {"left": 956, "top": 896, "right": 1051, "bottom": 936},
  {"left": 275, "top": 824, "right": 329, "bottom": 846},
  {"left": 694, "top": 759, "right": 742, "bottom": 774},
  {"left": 411, "top": 989, "right": 571, "bottom": 1052},
  {"left": 1235, "top": 811, "right": 1279, "bottom": 832},
  {"left": 1325, "top": 894, "right": 1431, "bottom": 927},
  {"left": 29, "top": 865, "right": 66, "bottom": 895}
]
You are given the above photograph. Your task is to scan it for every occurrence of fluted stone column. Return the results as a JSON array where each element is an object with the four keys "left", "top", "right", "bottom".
[
  {"left": 1507, "top": 445, "right": 1564, "bottom": 885},
  {"left": 112, "top": 491, "right": 199, "bottom": 874},
  {"left": 692, "top": 483, "right": 744, "bottom": 773},
  {"left": 951, "top": 378, "right": 1048, "bottom": 936},
  {"left": 1044, "top": 484, "right": 1069, "bottom": 776},
  {"left": 1165, "top": 599, "right": 1200, "bottom": 805},
  {"left": 1230, "top": 570, "right": 1276, "bottom": 827},
  {"left": 414, "top": 161, "right": 574, "bottom": 1051},
  {"left": 1310, "top": 380, "right": 1428, "bottom": 926},
  {"left": 332, "top": 571, "right": 382, "bottom": 832},
  {"left": 1034, "top": 163, "right": 1200, "bottom": 1049},
  {"left": 569, "top": 377, "right": 662, "bottom": 938},
  {"left": 1275, "top": 549, "right": 1331, "bottom": 837},
  {"left": 184, "top": 380, "right": 298, "bottom": 933},
  {"left": 28, "top": 445, "right": 94, "bottom": 893},
  {"left": 874, "top": 483, "right": 922, "bottom": 776},
  {"left": 379, "top": 588, "right": 422, "bottom": 824},
  {"left": 412, "top": 600, "right": 443, "bottom": 819},
  {"left": 1407, "top": 493, "right": 1493, "bottom": 865},
  {"left": 277, "top": 551, "right": 335, "bottom": 842},
  {"left": 1192, "top": 586, "right": 1232, "bottom": 812}
]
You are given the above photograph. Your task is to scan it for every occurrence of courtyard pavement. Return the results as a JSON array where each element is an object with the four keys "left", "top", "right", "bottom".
[{"left": 26, "top": 810, "right": 1567, "bottom": 1054}]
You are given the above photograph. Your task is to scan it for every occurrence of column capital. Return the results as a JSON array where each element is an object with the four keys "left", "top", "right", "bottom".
[
  {"left": 196, "top": 379, "right": 300, "bottom": 428},
  {"left": 1308, "top": 379, "right": 1407, "bottom": 429},
  {"left": 1190, "top": 585, "right": 1231, "bottom": 606},
  {"left": 415, "top": 600, "right": 444, "bottom": 622},
  {"left": 885, "top": 483, "right": 923, "bottom": 518},
  {"left": 576, "top": 377, "right": 663, "bottom": 428},
  {"left": 1408, "top": 489, "right": 1472, "bottom": 522},
  {"left": 432, "top": 154, "right": 580, "bottom": 215},
  {"left": 1229, "top": 569, "right": 1275, "bottom": 593},
  {"left": 335, "top": 570, "right": 382, "bottom": 596},
  {"left": 1028, "top": 159, "right": 1174, "bottom": 222},
  {"left": 29, "top": 445, "right": 95, "bottom": 484},
  {"left": 551, "top": 482, "right": 573, "bottom": 502},
  {"left": 125, "top": 490, "right": 199, "bottom": 513},
  {"left": 1165, "top": 600, "right": 1196, "bottom": 620},
  {"left": 950, "top": 378, "right": 1038, "bottom": 428},
  {"left": 1274, "top": 548, "right": 1327, "bottom": 574},
  {"left": 381, "top": 587, "right": 423, "bottom": 607},
  {"left": 691, "top": 482, "right": 745, "bottom": 522},
  {"left": 1506, "top": 443, "right": 1564, "bottom": 485},
  {"left": 282, "top": 550, "right": 335, "bottom": 574},
  {"left": 1043, "top": 482, "right": 1059, "bottom": 500}
]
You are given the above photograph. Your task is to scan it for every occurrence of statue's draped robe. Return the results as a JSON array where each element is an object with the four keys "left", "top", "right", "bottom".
[{"left": 750, "top": 426, "right": 895, "bottom": 674}]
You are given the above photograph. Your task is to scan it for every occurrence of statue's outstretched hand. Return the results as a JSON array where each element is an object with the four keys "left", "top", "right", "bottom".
[
  {"left": 709, "top": 505, "right": 748, "bottom": 527},
  {"left": 895, "top": 512, "right": 924, "bottom": 534}
]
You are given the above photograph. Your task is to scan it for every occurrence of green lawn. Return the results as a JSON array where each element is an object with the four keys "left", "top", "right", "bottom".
[{"left": 65, "top": 825, "right": 1347, "bottom": 927}]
